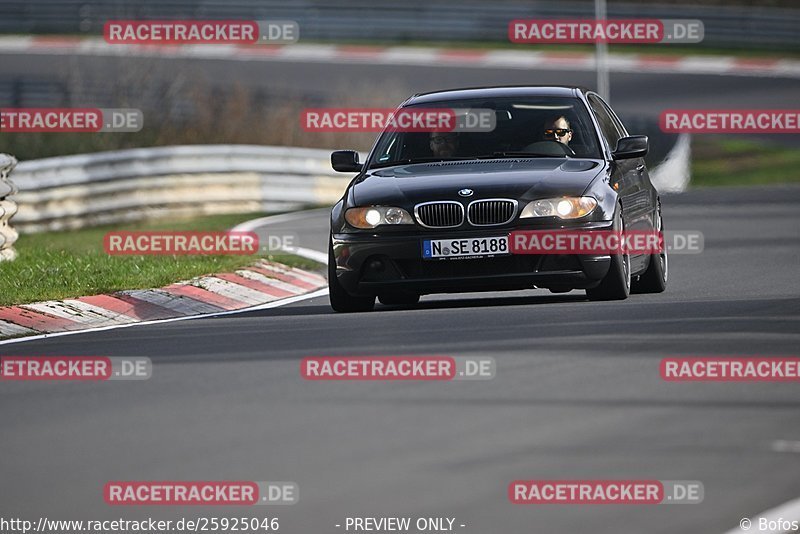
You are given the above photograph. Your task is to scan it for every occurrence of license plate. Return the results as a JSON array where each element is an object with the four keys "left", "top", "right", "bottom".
[{"left": 422, "top": 236, "right": 510, "bottom": 260}]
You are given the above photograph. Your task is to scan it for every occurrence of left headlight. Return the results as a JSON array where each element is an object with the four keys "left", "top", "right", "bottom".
[
  {"left": 520, "top": 196, "right": 597, "bottom": 220},
  {"left": 345, "top": 206, "right": 415, "bottom": 229}
]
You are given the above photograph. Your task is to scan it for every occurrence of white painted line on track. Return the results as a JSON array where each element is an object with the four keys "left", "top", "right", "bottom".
[
  {"left": 230, "top": 208, "right": 329, "bottom": 233},
  {"left": 279, "top": 246, "right": 328, "bottom": 264},
  {"left": 231, "top": 210, "right": 330, "bottom": 265}
]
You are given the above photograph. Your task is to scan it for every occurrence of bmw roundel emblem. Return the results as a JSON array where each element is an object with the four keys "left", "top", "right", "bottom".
[{"left": 458, "top": 188, "right": 474, "bottom": 197}]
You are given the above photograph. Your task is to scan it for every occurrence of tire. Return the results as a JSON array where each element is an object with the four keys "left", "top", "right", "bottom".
[
  {"left": 378, "top": 292, "right": 420, "bottom": 306},
  {"left": 548, "top": 287, "right": 572, "bottom": 294},
  {"left": 586, "top": 206, "right": 631, "bottom": 301},
  {"left": 632, "top": 200, "right": 668, "bottom": 294},
  {"left": 328, "top": 240, "right": 375, "bottom": 312}
]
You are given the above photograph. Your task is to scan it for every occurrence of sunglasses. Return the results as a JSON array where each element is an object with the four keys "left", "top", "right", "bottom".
[
  {"left": 544, "top": 128, "right": 573, "bottom": 137},
  {"left": 431, "top": 136, "right": 458, "bottom": 145}
]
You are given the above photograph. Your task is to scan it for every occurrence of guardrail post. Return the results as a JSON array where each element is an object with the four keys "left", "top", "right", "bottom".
[{"left": 0, "top": 153, "right": 19, "bottom": 262}]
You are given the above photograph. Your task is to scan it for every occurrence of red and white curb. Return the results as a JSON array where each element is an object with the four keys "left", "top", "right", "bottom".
[
  {"left": 0, "top": 36, "right": 797, "bottom": 79},
  {"left": 0, "top": 259, "right": 326, "bottom": 341}
]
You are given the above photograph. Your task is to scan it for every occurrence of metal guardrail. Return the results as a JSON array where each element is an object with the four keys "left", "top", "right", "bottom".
[
  {"left": 0, "top": 0, "right": 798, "bottom": 49},
  {"left": 11, "top": 145, "right": 353, "bottom": 233},
  {"left": 0, "top": 153, "right": 19, "bottom": 261}
]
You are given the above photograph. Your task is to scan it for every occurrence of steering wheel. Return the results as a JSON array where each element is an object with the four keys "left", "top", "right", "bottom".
[{"left": 521, "top": 140, "right": 576, "bottom": 157}]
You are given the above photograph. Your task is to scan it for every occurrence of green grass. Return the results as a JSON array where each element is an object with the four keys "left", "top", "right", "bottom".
[
  {"left": 0, "top": 213, "right": 322, "bottom": 307},
  {"left": 691, "top": 138, "right": 800, "bottom": 187}
]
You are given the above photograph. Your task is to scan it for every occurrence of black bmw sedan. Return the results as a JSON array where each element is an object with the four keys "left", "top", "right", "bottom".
[{"left": 328, "top": 86, "right": 667, "bottom": 312}]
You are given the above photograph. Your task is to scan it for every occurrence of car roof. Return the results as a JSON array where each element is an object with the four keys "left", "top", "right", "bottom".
[{"left": 404, "top": 86, "right": 586, "bottom": 106}]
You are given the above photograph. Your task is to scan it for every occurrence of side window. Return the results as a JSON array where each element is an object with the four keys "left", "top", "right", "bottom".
[
  {"left": 607, "top": 108, "right": 629, "bottom": 138},
  {"left": 588, "top": 95, "right": 622, "bottom": 151}
]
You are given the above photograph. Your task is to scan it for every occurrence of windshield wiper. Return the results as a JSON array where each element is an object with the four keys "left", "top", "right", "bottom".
[
  {"left": 369, "top": 156, "right": 475, "bottom": 169},
  {"left": 368, "top": 152, "right": 566, "bottom": 169},
  {"left": 482, "top": 152, "right": 568, "bottom": 158}
]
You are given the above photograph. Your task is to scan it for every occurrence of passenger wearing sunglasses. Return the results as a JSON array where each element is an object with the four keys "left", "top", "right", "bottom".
[{"left": 429, "top": 131, "right": 460, "bottom": 158}]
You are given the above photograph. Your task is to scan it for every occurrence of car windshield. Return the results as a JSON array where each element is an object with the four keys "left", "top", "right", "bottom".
[{"left": 369, "top": 96, "right": 602, "bottom": 169}]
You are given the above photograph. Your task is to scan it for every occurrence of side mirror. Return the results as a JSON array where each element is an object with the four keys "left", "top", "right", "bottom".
[
  {"left": 331, "top": 150, "right": 362, "bottom": 172},
  {"left": 612, "top": 135, "right": 648, "bottom": 160}
]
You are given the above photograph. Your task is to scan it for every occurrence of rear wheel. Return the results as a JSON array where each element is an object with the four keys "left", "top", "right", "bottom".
[
  {"left": 328, "top": 240, "right": 375, "bottom": 313},
  {"left": 586, "top": 206, "right": 631, "bottom": 301},
  {"left": 632, "top": 200, "right": 668, "bottom": 294}
]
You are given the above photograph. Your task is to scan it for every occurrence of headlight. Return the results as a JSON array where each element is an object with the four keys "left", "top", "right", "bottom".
[
  {"left": 520, "top": 197, "right": 597, "bottom": 220},
  {"left": 345, "top": 206, "right": 414, "bottom": 229}
]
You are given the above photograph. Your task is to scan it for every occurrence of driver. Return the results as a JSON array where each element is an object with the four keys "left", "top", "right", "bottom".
[
  {"left": 543, "top": 115, "right": 573, "bottom": 146},
  {"left": 429, "top": 131, "right": 460, "bottom": 158}
]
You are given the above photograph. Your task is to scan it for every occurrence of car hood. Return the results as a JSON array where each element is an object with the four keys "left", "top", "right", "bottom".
[{"left": 352, "top": 158, "right": 605, "bottom": 206}]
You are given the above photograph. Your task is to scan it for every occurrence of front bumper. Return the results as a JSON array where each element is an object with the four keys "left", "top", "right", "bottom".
[{"left": 332, "top": 224, "right": 613, "bottom": 296}]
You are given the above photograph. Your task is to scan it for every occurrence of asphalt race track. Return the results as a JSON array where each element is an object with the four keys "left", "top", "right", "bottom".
[{"left": 1, "top": 185, "right": 799, "bottom": 533}]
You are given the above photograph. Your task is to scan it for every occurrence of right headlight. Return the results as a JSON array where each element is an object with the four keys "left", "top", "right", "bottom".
[
  {"left": 520, "top": 197, "right": 597, "bottom": 220},
  {"left": 345, "top": 206, "right": 414, "bottom": 229}
]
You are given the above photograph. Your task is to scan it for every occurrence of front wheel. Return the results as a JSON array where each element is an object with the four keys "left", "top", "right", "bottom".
[
  {"left": 586, "top": 206, "right": 631, "bottom": 301},
  {"left": 378, "top": 292, "right": 420, "bottom": 306},
  {"left": 328, "top": 240, "right": 375, "bottom": 312}
]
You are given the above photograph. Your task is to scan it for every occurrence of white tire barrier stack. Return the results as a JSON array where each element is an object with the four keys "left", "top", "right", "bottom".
[
  {"left": 10, "top": 145, "right": 355, "bottom": 233},
  {"left": 0, "top": 153, "right": 19, "bottom": 262}
]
